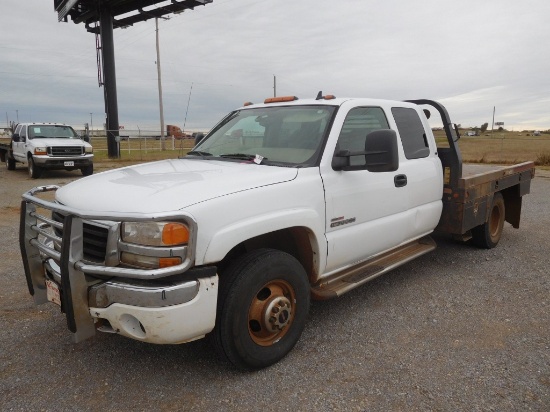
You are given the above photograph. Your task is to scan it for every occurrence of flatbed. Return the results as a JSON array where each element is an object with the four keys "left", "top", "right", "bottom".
[{"left": 438, "top": 159, "right": 534, "bottom": 239}]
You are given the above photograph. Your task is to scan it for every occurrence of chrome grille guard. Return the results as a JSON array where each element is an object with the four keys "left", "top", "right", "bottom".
[{"left": 20, "top": 185, "right": 198, "bottom": 342}]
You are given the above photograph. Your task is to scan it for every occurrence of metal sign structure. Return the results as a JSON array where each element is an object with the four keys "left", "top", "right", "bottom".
[{"left": 53, "top": 0, "right": 213, "bottom": 158}]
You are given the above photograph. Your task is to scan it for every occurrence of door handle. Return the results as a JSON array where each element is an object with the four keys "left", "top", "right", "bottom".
[{"left": 394, "top": 174, "right": 407, "bottom": 187}]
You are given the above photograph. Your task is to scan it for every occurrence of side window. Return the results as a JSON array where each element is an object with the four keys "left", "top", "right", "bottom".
[
  {"left": 336, "top": 107, "right": 390, "bottom": 166},
  {"left": 19, "top": 125, "right": 27, "bottom": 139},
  {"left": 391, "top": 107, "right": 430, "bottom": 159}
]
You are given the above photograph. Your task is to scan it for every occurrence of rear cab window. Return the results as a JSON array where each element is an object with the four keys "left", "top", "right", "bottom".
[{"left": 391, "top": 107, "right": 430, "bottom": 159}]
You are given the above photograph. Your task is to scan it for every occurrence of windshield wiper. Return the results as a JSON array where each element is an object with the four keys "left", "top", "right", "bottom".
[
  {"left": 186, "top": 150, "right": 212, "bottom": 157},
  {"left": 219, "top": 153, "right": 258, "bottom": 161}
]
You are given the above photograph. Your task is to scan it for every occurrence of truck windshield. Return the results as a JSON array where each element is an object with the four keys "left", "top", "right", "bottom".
[
  {"left": 28, "top": 125, "right": 78, "bottom": 139},
  {"left": 192, "top": 105, "right": 336, "bottom": 166}
]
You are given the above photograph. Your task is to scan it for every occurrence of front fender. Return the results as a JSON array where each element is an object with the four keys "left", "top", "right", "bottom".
[
  {"left": 187, "top": 167, "right": 327, "bottom": 275},
  {"left": 202, "top": 207, "right": 325, "bottom": 266}
]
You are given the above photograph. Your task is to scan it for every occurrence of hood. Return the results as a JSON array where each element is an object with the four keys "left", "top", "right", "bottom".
[
  {"left": 56, "top": 159, "right": 298, "bottom": 214},
  {"left": 31, "top": 138, "right": 90, "bottom": 148}
]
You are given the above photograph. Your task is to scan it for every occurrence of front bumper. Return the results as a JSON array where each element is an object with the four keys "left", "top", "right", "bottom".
[
  {"left": 33, "top": 154, "right": 93, "bottom": 169},
  {"left": 91, "top": 276, "right": 217, "bottom": 344},
  {"left": 20, "top": 185, "right": 217, "bottom": 344}
]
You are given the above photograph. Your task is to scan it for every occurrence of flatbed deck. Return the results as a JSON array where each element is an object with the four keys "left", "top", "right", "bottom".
[
  {"left": 461, "top": 162, "right": 535, "bottom": 188},
  {"left": 438, "top": 161, "right": 535, "bottom": 236}
]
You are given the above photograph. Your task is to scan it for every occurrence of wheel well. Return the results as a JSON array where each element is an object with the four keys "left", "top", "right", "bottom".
[{"left": 218, "top": 227, "right": 318, "bottom": 284}]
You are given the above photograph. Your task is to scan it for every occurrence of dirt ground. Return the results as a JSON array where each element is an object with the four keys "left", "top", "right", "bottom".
[{"left": 1, "top": 163, "right": 549, "bottom": 411}]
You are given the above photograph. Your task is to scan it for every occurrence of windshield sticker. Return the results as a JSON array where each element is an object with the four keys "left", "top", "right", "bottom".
[
  {"left": 32, "top": 127, "right": 41, "bottom": 133},
  {"left": 254, "top": 154, "right": 264, "bottom": 165}
]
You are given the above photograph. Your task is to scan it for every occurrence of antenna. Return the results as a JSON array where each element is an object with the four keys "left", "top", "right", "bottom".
[{"left": 183, "top": 83, "right": 193, "bottom": 130}]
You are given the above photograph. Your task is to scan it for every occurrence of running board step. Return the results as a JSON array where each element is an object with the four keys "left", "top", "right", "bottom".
[{"left": 311, "top": 236, "right": 436, "bottom": 300}]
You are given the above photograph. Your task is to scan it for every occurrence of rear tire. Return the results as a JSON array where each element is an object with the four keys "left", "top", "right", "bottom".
[
  {"left": 211, "top": 249, "right": 310, "bottom": 370},
  {"left": 472, "top": 192, "right": 505, "bottom": 249},
  {"left": 81, "top": 164, "right": 94, "bottom": 176},
  {"left": 6, "top": 157, "right": 16, "bottom": 170},
  {"left": 28, "top": 157, "right": 42, "bottom": 178}
]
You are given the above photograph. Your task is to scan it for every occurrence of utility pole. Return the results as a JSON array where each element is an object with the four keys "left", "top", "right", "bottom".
[
  {"left": 90, "top": 112, "right": 93, "bottom": 137},
  {"left": 273, "top": 75, "right": 276, "bottom": 97},
  {"left": 156, "top": 17, "right": 166, "bottom": 150},
  {"left": 491, "top": 106, "right": 495, "bottom": 138},
  {"left": 16, "top": 110, "right": 19, "bottom": 123},
  {"left": 100, "top": 6, "right": 120, "bottom": 158}
]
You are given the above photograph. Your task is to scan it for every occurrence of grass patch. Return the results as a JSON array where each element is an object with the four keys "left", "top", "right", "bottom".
[
  {"left": 91, "top": 137, "right": 193, "bottom": 163},
  {"left": 433, "top": 130, "right": 550, "bottom": 165},
  {"left": 535, "top": 152, "right": 550, "bottom": 166}
]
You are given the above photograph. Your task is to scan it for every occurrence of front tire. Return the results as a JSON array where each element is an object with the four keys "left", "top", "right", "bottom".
[
  {"left": 212, "top": 249, "right": 310, "bottom": 370},
  {"left": 81, "top": 164, "right": 94, "bottom": 176},
  {"left": 472, "top": 192, "right": 505, "bottom": 248},
  {"left": 28, "top": 157, "right": 42, "bottom": 178}
]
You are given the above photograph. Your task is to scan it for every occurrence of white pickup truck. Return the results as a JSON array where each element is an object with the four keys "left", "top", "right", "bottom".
[
  {"left": 0, "top": 122, "right": 93, "bottom": 178},
  {"left": 20, "top": 96, "right": 534, "bottom": 370}
]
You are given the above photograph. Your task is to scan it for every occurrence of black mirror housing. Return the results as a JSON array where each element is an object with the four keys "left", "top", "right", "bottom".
[
  {"left": 364, "top": 129, "right": 399, "bottom": 173},
  {"left": 194, "top": 132, "right": 205, "bottom": 146},
  {"left": 332, "top": 129, "right": 399, "bottom": 172}
]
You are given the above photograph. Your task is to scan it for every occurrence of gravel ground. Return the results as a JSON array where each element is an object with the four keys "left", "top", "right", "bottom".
[{"left": 0, "top": 164, "right": 549, "bottom": 411}]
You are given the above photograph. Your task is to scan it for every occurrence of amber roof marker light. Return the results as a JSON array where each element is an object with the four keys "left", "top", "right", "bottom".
[{"left": 264, "top": 96, "right": 299, "bottom": 104}]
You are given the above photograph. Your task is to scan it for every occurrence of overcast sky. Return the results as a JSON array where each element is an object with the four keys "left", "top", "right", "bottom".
[{"left": 1, "top": 0, "right": 549, "bottom": 132}]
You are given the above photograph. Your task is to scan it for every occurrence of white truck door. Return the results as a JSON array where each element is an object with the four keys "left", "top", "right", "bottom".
[
  {"left": 322, "top": 106, "right": 413, "bottom": 274},
  {"left": 13, "top": 124, "right": 27, "bottom": 162}
]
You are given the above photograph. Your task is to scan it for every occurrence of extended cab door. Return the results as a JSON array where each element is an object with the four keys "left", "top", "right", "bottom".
[{"left": 320, "top": 102, "right": 442, "bottom": 275}]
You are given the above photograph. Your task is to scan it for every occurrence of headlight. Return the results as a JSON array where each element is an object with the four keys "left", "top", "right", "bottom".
[
  {"left": 120, "top": 221, "right": 189, "bottom": 269},
  {"left": 121, "top": 221, "right": 189, "bottom": 247},
  {"left": 85, "top": 146, "right": 93, "bottom": 154},
  {"left": 34, "top": 147, "right": 47, "bottom": 155}
]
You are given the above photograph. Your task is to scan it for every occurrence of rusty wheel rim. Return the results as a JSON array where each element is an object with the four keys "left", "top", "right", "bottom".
[
  {"left": 247, "top": 279, "right": 296, "bottom": 346},
  {"left": 489, "top": 202, "right": 503, "bottom": 241}
]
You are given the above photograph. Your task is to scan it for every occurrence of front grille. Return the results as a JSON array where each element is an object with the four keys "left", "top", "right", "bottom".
[
  {"left": 52, "top": 212, "right": 109, "bottom": 263},
  {"left": 49, "top": 146, "right": 83, "bottom": 156},
  {"left": 83, "top": 223, "right": 109, "bottom": 262}
]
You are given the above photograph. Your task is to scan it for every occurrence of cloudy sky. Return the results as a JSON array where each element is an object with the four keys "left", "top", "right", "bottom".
[{"left": 1, "top": 0, "right": 549, "bottom": 133}]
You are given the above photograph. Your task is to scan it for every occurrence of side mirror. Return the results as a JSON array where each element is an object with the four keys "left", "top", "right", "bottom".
[
  {"left": 332, "top": 129, "right": 399, "bottom": 172},
  {"left": 364, "top": 129, "right": 399, "bottom": 172},
  {"left": 12, "top": 133, "right": 20, "bottom": 142},
  {"left": 194, "top": 132, "right": 205, "bottom": 146}
]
